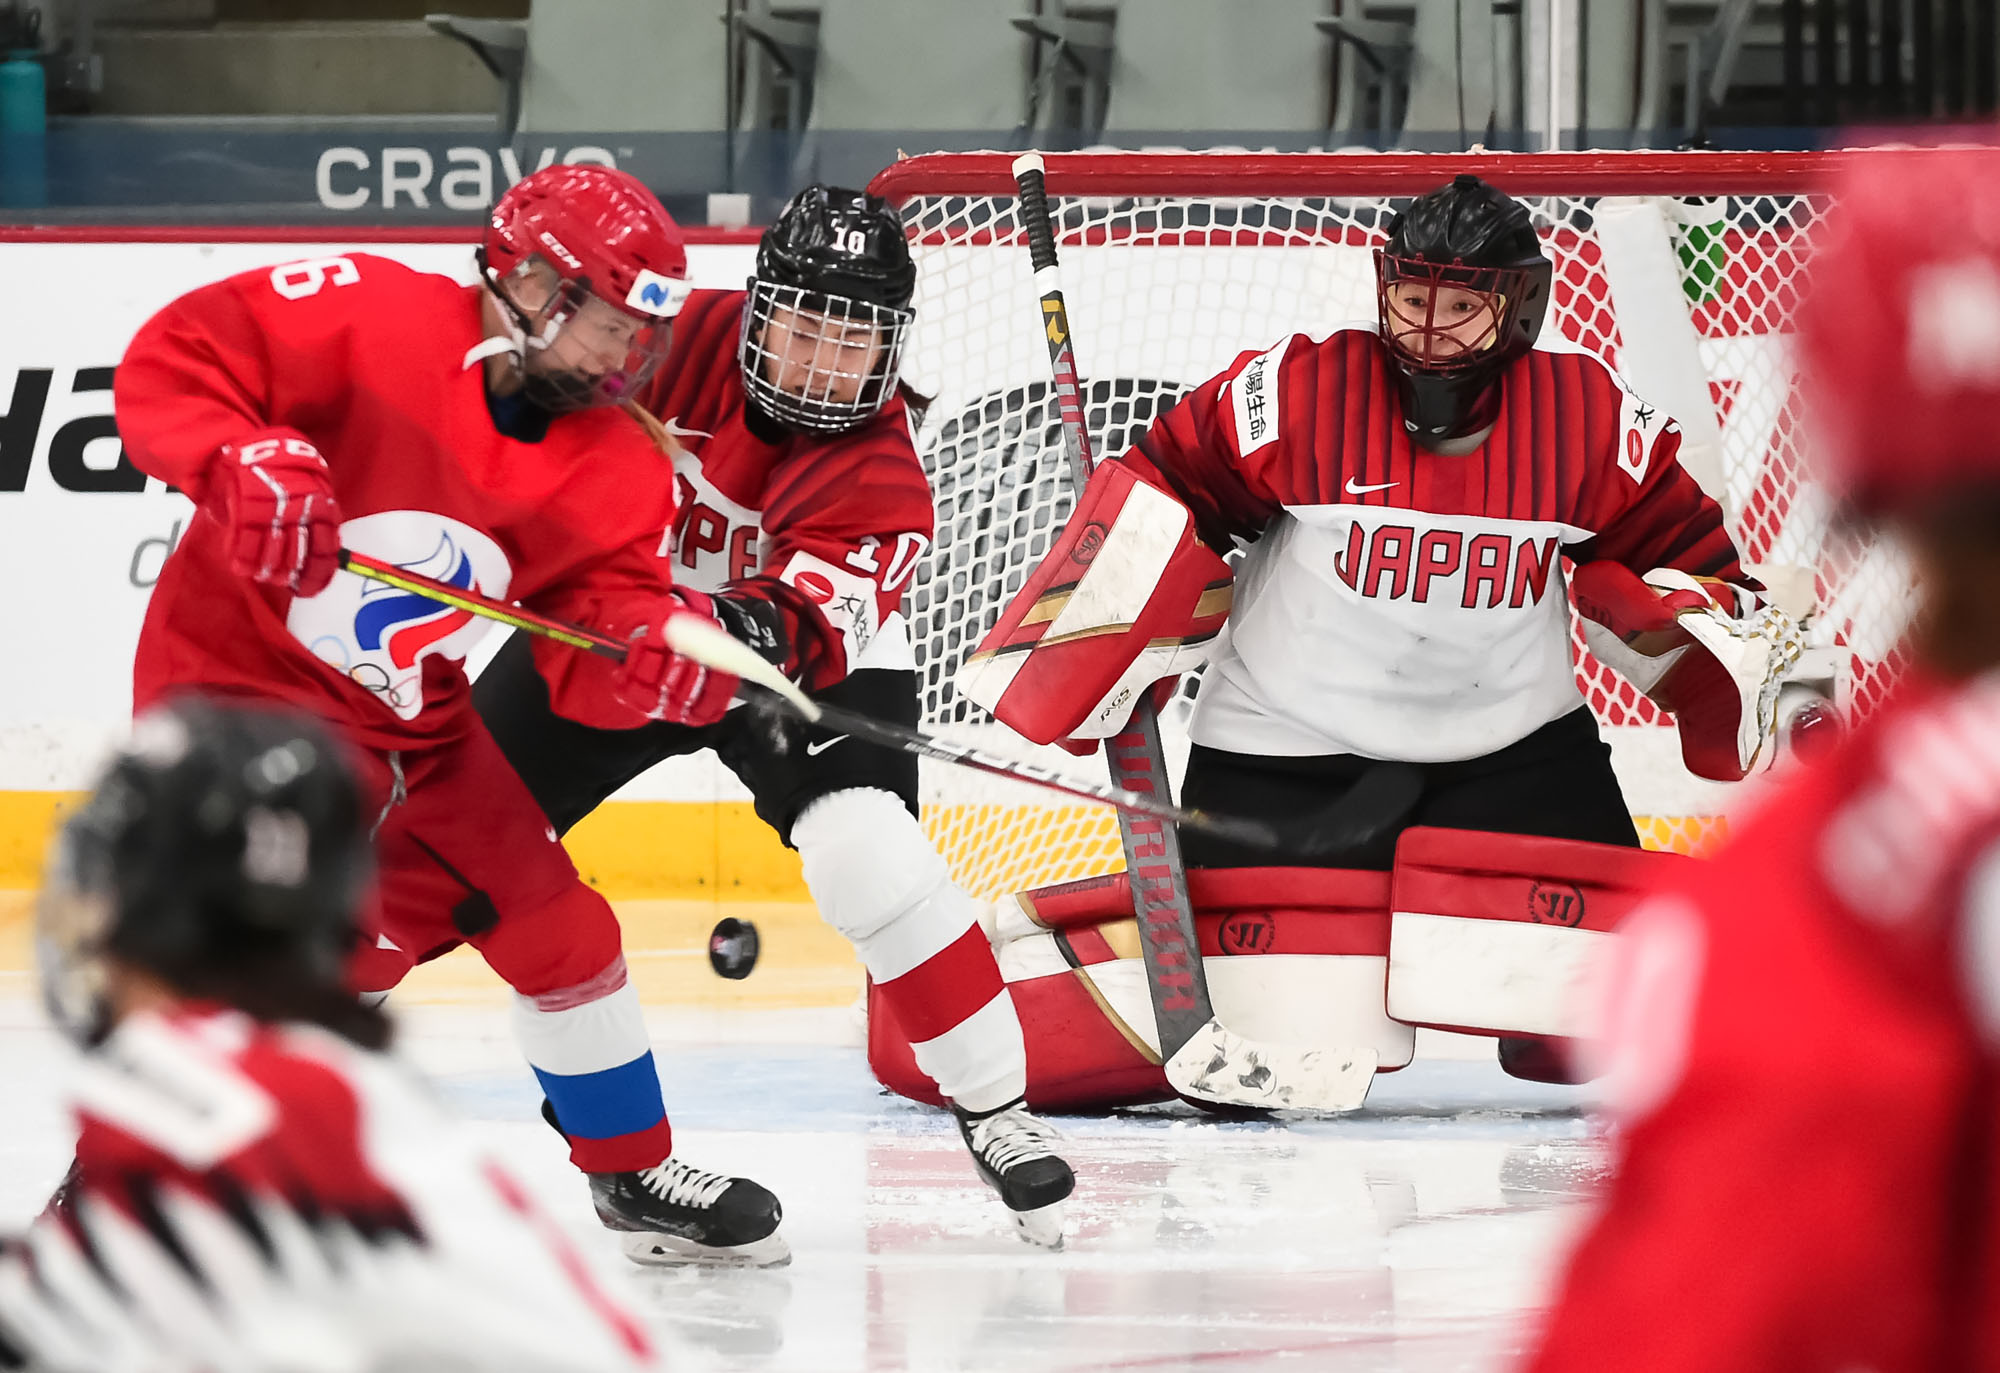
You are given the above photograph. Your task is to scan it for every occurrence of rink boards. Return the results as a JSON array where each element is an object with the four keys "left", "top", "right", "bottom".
[{"left": 0, "top": 232, "right": 1735, "bottom": 900}]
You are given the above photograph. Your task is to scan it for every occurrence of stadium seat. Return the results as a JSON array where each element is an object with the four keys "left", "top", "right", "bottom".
[
  {"left": 518, "top": 0, "right": 728, "bottom": 136},
  {"left": 1100, "top": 0, "right": 1333, "bottom": 138},
  {"left": 794, "top": 0, "right": 1034, "bottom": 184}
]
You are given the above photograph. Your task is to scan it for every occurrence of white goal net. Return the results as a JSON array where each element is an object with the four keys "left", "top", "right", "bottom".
[{"left": 869, "top": 150, "right": 1914, "bottom": 901}]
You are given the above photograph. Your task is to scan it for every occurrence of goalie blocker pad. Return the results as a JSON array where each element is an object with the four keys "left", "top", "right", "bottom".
[
  {"left": 1572, "top": 560, "right": 1802, "bottom": 782},
  {"left": 867, "top": 867, "right": 1412, "bottom": 1112},
  {"left": 1386, "top": 827, "right": 1693, "bottom": 1045},
  {"left": 956, "top": 461, "right": 1233, "bottom": 744}
]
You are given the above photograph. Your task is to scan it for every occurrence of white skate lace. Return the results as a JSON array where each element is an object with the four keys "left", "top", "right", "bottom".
[
  {"left": 638, "top": 1158, "right": 734, "bottom": 1210},
  {"left": 971, "top": 1108, "right": 1062, "bottom": 1175}
]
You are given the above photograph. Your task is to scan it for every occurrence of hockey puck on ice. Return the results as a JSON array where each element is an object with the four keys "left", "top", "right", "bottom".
[{"left": 708, "top": 917, "right": 760, "bottom": 980}]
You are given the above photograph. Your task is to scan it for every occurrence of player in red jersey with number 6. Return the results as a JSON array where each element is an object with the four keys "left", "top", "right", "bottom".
[
  {"left": 473, "top": 186, "right": 1076, "bottom": 1248},
  {"left": 1523, "top": 147, "right": 2000, "bottom": 1373},
  {"left": 110, "top": 164, "right": 788, "bottom": 1266}
]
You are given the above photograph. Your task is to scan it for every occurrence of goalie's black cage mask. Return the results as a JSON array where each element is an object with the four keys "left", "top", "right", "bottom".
[
  {"left": 1375, "top": 174, "right": 1553, "bottom": 445},
  {"left": 37, "top": 698, "right": 370, "bottom": 1046},
  {"left": 740, "top": 185, "right": 917, "bottom": 435}
]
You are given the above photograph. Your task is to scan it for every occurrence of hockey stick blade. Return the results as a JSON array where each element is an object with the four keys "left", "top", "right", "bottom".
[{"left": 1163, "top": 1019, "right": 1378, "bottom": 1113}]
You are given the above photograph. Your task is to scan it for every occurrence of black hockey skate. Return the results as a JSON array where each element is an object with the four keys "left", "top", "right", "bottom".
[
  {"left": 588, "top": 1160, "right": 789, "bottom": 1267},
  {"left": 542, "top": 1101, "right": 788, "bottom": 1266},
  {"left": 954, "top": 1098, "right": 1075, "bottom": 1250}
]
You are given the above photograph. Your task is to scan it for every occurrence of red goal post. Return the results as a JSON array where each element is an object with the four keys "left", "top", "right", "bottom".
[{"left": 866, "top": 148, "right": 1915, "bottom": 900}]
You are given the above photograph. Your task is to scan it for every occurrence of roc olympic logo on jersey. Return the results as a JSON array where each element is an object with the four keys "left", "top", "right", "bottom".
[{"left": 287, "top": 512, "right": 513, "bottom": 720}]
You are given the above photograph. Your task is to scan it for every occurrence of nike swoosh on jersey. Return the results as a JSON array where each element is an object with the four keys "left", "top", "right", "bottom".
[
  {"left": 660, "top": 417, "right": 714, "bottom": 441},
  {"left": 805, "top": 735, "right": 850, "bottom": 756},
  {"left": 1344, "top": 479, "right": 1400, "bottom": 495}
]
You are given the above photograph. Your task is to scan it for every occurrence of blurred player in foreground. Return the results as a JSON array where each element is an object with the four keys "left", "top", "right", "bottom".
[
  {"left": 0, "top": 698, "right": 656, "bottom": 1373},
  {"left": 111, "top": 163, "right": 783, "bottom": 1265},
  {"left": 473, "top": 186, "right": 1075, "bottom": 1248},
  {"left": 1524, "top": 147, "right": 2000, "bottom": 1371}
]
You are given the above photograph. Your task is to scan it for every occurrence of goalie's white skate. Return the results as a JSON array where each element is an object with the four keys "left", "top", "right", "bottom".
[{"left": 954, "top": 1099, "right": 1075, "bottom": 1250}]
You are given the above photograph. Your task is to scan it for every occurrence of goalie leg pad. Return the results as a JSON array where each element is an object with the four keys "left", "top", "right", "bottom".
[
  {"left": 1386, "top": 826, "right": 1693, "bottom": 1042},
  {"left": 796, "top": 788, "right": 1025, "bottom": 1110},
  {"left": 956, "top": 461, "right": 1233, "bottom": 744},
  {"left": 870, "top": 867, "right": 1414, "bottom": 1112}
]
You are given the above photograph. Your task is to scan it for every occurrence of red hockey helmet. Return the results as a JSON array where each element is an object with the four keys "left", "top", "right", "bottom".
[
  {"left": 478, "top": 164, "right": 690, "bottom": 411},
  {"left": 1795, "top": 147, "right": 2000, "bottom": 517}
]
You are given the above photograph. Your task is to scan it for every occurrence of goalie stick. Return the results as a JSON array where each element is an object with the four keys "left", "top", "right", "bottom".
[
  {"left": 1008, "top": 154, "right": 1384, "bottom": 1111},
  {"left": 335, "top": 549, "right": 1400, "bottom": 866}
]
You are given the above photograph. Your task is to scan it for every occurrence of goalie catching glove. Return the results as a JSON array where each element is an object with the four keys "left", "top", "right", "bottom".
[
  {"left": 957, "top": 462, "right": 1232, "bottom": 744},
  {"left": 1572, "top": 561, "right": 1805, "bottom": 781}
]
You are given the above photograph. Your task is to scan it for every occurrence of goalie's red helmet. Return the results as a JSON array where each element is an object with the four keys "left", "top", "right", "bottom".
[{"left": 1796, "top": 148, "right": 2000, "bottom": 516}]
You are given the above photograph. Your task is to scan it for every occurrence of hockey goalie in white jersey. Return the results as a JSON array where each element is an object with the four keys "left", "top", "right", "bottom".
[
  {"left": 873, "top": 174, "right": 1803, "bottom": 1109},
  {"left": 0, "top": 699, "right": 657, "bottom": 1373}
]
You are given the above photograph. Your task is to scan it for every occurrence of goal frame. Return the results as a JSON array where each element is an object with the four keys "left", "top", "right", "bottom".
[{"left": 866, "top": 146, "right": 1906, "bottom": 895}]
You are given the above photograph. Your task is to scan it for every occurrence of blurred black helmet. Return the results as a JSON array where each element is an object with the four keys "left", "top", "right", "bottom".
[
  {"left": 740, "top": 185, "right": 916, "bottom": 434},
  {"left": 1375, "top": 174, "right": 1554, "bottom": 445},
  {"left": 37, "top": 697, "right": 370, "bottom": 1044}
]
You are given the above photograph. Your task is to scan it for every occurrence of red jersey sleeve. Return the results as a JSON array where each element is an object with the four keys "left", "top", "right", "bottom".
[
  {"left": 520, "top": 527, "right": 679, "bottom": 731},
  {"left": 114, "top": 254, "right": 394, "bottom": 502},
  {"left": 1570, "top": 362, "right": 1747, "bottom": 584},
  {"left": 514, "top": 423, "right": 683, "bottom": 730},
  {"left": 1116, "top": 339, "right": 1294, "bottom": 549},
  {"left": 1525, "top": 723, "right": 1992, "bottom": 1373},
  {"left": 728, "top": 401, "right": 935, "bottom": 691}
]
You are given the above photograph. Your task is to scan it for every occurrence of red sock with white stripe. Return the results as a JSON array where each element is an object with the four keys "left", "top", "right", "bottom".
[{"left": 793, "top": 788, "right": 1026, "bottom": 1112}]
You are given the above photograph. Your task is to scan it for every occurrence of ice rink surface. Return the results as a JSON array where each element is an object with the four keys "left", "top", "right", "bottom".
[{"left": 0, "top": 926, "right": 1603, "bottom": 1373}]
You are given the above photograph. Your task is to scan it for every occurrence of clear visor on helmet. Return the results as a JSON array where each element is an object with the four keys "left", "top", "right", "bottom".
[
  {"left": 740, "top": 281, "right": 913, "bottom": 434},
  {"left": 35, "top": 827, "right": 115, "bottom": 1046},
  {"left": 1376, "top": 254, "right": 1533, "bottom": 373},
  {"left": 492, "top": 258, "right": 675, "bottom": 412}
]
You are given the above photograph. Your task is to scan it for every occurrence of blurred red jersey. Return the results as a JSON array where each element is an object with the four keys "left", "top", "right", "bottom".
[
  {"left": 115, "top": 253, "right": 681, "bottom": 751},
  {"left": 1525, "top": 669, "right": 2000, "bottom": 1372},
  {"left": 60, "top": 1004, "right": 656, "bottom": 1368},
  {"left": 634, "top": 287, "right": 934, "bottom": 689}
]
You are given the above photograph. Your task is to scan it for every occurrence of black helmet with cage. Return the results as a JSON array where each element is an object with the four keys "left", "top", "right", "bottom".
[
  {"left": 739, "top": 184, "right": 917, "bottom": 434},
  {"left": 1375, "top": 174, "right": 1554, "bottom": 445},
  {"left": 36, "top": 697, "right": 373, "bottom": 1047}
]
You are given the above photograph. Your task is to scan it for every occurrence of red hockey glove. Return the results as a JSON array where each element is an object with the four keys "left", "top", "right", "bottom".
[
  {"left": 215, "top": 429, "right": 342, "bottom": 596},
  {"left": 614, "top": 588, "right": 742, "bottom": 727}
]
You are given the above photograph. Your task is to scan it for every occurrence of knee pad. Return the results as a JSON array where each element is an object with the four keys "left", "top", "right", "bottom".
[{"left": 793, "top": 788, "right": 967, "bottom": 949}]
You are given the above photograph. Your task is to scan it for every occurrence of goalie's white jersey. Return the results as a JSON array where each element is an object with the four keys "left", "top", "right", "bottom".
[{"left": 1120, "top": 325, "right": 1747, "bottom": 761}]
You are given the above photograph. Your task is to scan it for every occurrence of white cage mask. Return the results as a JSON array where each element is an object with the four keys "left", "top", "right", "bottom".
[{"left": 739, "top": 281, "right": 913, "bottom": 434}]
